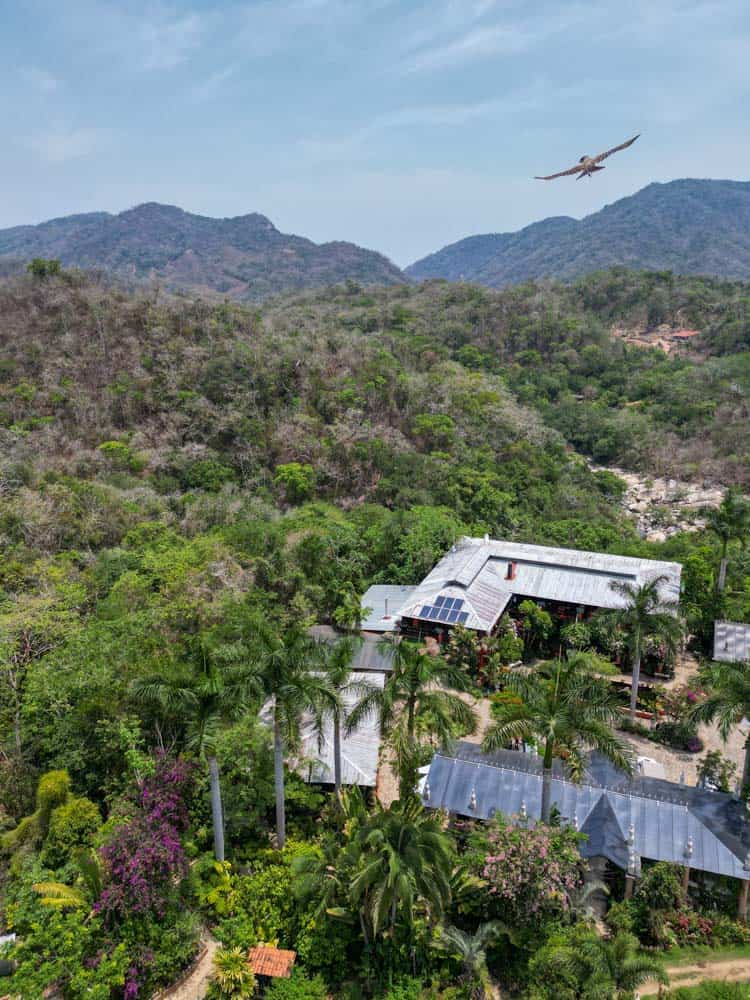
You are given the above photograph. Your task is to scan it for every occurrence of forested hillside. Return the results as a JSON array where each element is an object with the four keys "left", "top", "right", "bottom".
[
  {"left": 0, "top": 202, "right": 405, "bottom": 300},
  {"left": 408, "top": 179, "right": 750, "bottom": 286},
  {"left": 1, "top": 265, "right": 749, "bottom": 997}
]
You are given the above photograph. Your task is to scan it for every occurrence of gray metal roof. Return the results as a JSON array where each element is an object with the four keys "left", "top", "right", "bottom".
[
  {"left": 298, "top": 671, "right": 385, "bottom": 787},
  {"left": 308, "top": 626, "right": 395, "bottom": 673},
  {"left": 398, "top": 537, "right": 682, "bottom": 633},
  {"left": 361, "top": 585, "right": 416, "bottom": 633},
  {"left": 423, "top": 742, "right": 750, "bottom": 881},
  {"left": 714, "top": 621, "right": 750, "bottom": 663}
]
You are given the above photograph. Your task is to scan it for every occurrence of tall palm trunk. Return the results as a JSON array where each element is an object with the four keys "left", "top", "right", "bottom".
[
  {"left": 742, "top": 736, "right": 750, "bottom": 796},
  {"left": 333, "top": 708, "right": 342, "bottom": 803},
  {"left": 629, "top": 628, "right": 642, "bottom": 722},
  {"left": 541, "top": 740, "right": 554, "bottom": 823},
  {"left": 718, "top": 539, "right": 729, "bottom": 592},
  {"left": 208, "top": 755, "right": 225, "bottom": 863},
  {"left": 273, "top": 712, "right": 286, "bottom": 849}
]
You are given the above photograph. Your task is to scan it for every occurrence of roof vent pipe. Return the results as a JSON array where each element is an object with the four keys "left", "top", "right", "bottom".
[{"left": 506, "top": 561, "right": 517, "bottom": 581}]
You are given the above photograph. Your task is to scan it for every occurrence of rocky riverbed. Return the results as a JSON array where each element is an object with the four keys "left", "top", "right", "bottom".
[{"left": 592, "top": 465, "right": 725, "bottom": 542}]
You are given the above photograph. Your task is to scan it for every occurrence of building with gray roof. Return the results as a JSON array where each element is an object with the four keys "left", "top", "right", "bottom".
[
  {"left": 298, "top": 671, "right": 384, "bottom": 787},
  {"left": 361, "top": 585, "right": 416, "bottom": 633},
  {"left": 714, "top": 621, "right": 750, "bottom": 663},
  {"left": 423, "top": 742, "right": 750, "bottom": 884},
  {"left": 397, "top": 536, "right": 682, "bottom": 636}
]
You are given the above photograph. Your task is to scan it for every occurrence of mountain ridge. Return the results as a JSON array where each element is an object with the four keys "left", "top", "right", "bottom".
[
  {"left": 407, "top": 179, "right": 750, "bottom": 286},
  {"left": 0, "top": 202, "right": 405, "bottom": 301}
]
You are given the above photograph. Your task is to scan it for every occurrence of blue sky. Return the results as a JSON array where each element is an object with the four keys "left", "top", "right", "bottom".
[{"left": 2, "top": 0, "right": 749, "bottom": 265}]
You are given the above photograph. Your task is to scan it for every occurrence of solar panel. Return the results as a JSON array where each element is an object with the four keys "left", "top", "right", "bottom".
[
  {"left": 419, "top": 606, "right": 432, "bottom": 618},
  {"left": 457, "top": 611, "right": 469, "bottom": 624},
  {"left": 434, "top": 596, "right": 446, "bottom": 607},
  {"left": 453, "top": 599, "right": 464, "bottom": 609},
  {"left": 447, "top": 609, "right": 459, "bottom": 623}
]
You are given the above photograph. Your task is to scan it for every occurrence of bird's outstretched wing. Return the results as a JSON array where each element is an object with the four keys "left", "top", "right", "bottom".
[
  {"left": 534, "top": 163, "right": 584, "bottom": 181},
  {"left": 593, "top": 133, "right": 640, "bottom": 164}
]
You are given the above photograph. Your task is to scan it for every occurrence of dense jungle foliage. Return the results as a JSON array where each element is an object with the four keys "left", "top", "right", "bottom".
[{"left": 0, "top": 264, "right": 749, "bottom": 998}]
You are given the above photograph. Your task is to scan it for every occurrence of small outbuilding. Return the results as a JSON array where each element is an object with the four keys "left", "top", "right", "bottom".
[
  {"left": 714, "top": 621, "right": 750, "bottom": 664},
  {"left": 249, "top": 944, "right": 296, "bottom": 980}
]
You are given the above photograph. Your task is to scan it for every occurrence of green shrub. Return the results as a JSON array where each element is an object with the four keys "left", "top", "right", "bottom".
[
  {"left": 274, "top": 463, "right": 316, "bottom": 505},
  {"left": 42, "top": 796, "right": 101, "bottom": 868},
  {"left": 263, "top": 968, "right": 327, "bottom": 1000},
  {"left": 210, "top": 946, "right": 256, "bottom": 998}
]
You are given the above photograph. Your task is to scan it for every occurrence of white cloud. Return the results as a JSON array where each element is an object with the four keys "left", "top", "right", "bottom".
[
  {"left": 137, "top": 9, "right": 206, "bottom": 70},
  {"left": 27, "top": 127, "right": 110, "bottom": 163},
  {"left": 190, "top": 65, "right": 237, "bottom": 102},
  {"left": 21, "top": 67, "right": 61, "bottom": 94},
  {"left": 298, "top": 81, "right": 589, "bottom": 163}
]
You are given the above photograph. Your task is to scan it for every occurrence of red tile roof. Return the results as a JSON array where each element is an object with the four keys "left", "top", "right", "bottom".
[{"left": 248, "top": 945, "right": 296, "bottom": 978}]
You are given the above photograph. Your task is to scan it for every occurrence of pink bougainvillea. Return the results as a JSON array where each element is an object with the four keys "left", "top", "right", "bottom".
[{"left": 481, "top": 821, "right": 585, "bottom": 926}]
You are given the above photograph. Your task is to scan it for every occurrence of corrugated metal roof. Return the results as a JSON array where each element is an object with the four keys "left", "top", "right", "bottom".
[
  {"left": 361, "top": 585, "right": 416, "bottom": 633},
  {"left": 298, "top": 671, "right": 385, "bottom": 787},
  {"left": 714, "top": 621, "right": 750, "bottom": 663},
  {"left": 423, "top": 743, "right": 750, "bottom": 881},
  {"left": 398, "top": 536, "right": 682, "bottom": 633}
]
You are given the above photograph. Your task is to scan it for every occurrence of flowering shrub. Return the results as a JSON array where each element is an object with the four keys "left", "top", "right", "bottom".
[
  {"left": 480, "top": 820, "right": 585, "bottom": 926},
  {"left": 96, "top": 756, "right": 195, "bottom": 921}
]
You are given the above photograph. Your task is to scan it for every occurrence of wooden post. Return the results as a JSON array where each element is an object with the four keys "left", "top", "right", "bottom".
[
  {"left": 738, "top": 879, "right": 750, "bottom": 923},
  {"left": 682, "top": 865, "right": 690, "bottom": 898},
  {"left": 624, "top": 873, "right": 635, "bottom": 900}
]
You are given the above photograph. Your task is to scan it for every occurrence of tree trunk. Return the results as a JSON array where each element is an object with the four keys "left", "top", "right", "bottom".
[
  {"left": 629, "top": 651, "right": 642, "bottom": 722},
  {"left": 273, "top": 713, "right": 286, "bottom": 849},
  {"left": 718, "top": 555, "right": 728, "bottom": 592},
  {"left": 541, "top": 741, "right": 554, "bottom": 823},
  {"left": 333, "top": 709, "right": 342, "bottom": 803},
  {"left": 208, "top": 755, "right": 225, "bottom": 863},
  {"left": 741, "top": 737, "right": 750, "bottom": 796}
]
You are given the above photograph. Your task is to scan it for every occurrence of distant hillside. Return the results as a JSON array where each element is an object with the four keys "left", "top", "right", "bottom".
[
  {"left": 407, "top": 179, "right": 750, "bottom": 285},
  {"left": 0, "top": 203, "right": 405, "bottom": 300}
]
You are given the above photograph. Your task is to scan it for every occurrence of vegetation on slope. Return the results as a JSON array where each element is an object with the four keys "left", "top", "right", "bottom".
[
  {"left": 407, "top": 179, "right": 750, "bottom": 286},
  {"left": 0, "top": 203, "right": 405, "bottom": 301}
]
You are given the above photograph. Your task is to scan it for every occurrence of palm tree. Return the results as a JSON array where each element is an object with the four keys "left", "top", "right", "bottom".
[
  {"left": 132, "top": 654, "right": 247, "bottom": 862},
  {"left": 607, "top": 577, "right": 683, "bottom": 721},
  {"left": 707, "top": 487, "right": 750, "bottom": 592},
  {"left": 317, "top": 634, "right": 375, "bottom": 803},
  {"left": 34, "top": 848, "right": 103, "bottom": 913},
  {"left": 691, "top": 660, "right": 750, "bottom": 791},
  {"left": 250, "top": 626, "right": 336, "bottom": 848},
  {"left": 482, "top": 653, "right": 633, "bottom": 823},
  {"left": 212, "top": 946, "right": 256, "bottom": 999},
  {"left": 347, "top": 637, "right": 477, "bottom": 799},
  {"left": 348, "top": 796, "right": 453, "bottom": 944},
  {"left": 436, "top": 921, "right": 515, "bottom": 999},
  {"left": 577, "top": 931, "right": 668, "bottom": 998}
]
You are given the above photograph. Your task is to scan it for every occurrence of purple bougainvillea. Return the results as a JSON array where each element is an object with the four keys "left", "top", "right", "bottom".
[{"left": 96, "top": 756, "right": 194, "bottom": 922}]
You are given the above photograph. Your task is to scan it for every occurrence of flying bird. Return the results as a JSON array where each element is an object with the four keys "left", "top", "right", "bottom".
[{"left": 535, "top": 134, "right": 640, "bottom": 181}]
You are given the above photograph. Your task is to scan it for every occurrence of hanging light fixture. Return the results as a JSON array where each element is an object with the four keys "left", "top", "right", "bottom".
[
  {"left": 423, "top": 780, "right": 430, "bottom": 802},
  {"left": 684, "top": 836, "right": 693, "bottom": 860},
  {"left": 468, "top": 787, "right": 477, "bottom": 811},
  {"left": 519, "top": 800, "right": 528, "bottom": 822}
]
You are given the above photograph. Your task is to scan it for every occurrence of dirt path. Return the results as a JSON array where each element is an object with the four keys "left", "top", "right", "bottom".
[
  {"left": 153, "top": 936, "right": 218, "bottom": 1000},
  {"left": 640, "top": 955, "right": 750, "bottom": 994}
]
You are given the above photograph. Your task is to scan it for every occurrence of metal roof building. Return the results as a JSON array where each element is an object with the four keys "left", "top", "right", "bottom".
[
  {"left": 397, "top": 536, "right": 682, "bottom": 634},
  {"left": 423, "top": 742, "right": 750, "bottom": 882},
  {"left": 714, "top": 621, "right": 750, "bottom": 663},
  {"left": 297, "top": 671, "right": 385, "bottom": 787},
  {"left": 361, "top": 585, "right": 416, "bottom": 633}
]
